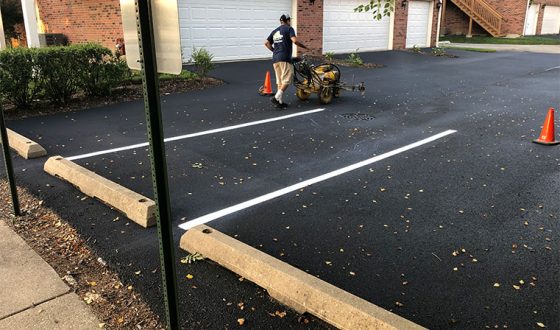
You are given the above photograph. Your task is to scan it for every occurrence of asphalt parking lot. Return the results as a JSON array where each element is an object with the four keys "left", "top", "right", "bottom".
[{"left": 2, "top": 49, "right": 559, "bottom": 329}]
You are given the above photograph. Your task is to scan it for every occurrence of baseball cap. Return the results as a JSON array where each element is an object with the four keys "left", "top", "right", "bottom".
[{"left": 280, "top": 14, "right": 291, "bottom": 21}]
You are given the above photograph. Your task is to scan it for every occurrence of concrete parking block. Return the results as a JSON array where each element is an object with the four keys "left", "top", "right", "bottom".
[
  {"left": 180, "top": 225, "right": 426, "bottom": 330},
  {"left": 0, "top": 293, "right": 99, "bottom": 330},
  {"left": 1, "top": 129, "right": 47, "bottom": 159},
  {"left": 43, "top": 156, "right": 156, "bottom": 227},
  {"left": 0, "top": 221, "right": 69, "bottom": 319}
]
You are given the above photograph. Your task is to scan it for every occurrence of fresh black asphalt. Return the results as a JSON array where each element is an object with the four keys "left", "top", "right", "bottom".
[{"left": 2, "top": 49, "right": 559, "bottom": 329}]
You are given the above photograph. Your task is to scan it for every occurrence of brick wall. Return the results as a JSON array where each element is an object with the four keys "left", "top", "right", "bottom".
[
  {"left": 36, "top": 0, "right": 123, "bottom": 50},
  {"left": 431, "top": 1, "right": 440, "bottom": 46},
  {"left": 393, "top": 0, "right": 409, "bottom": 49},
  {"left": 443, "top": 0, "right": 528, "bottom": 35},
  {"left": 536, "top": 4, "right": 545, "bottom": 34},
  {"left": 296, "top": 0, "right": 323, "bottom": 56}
]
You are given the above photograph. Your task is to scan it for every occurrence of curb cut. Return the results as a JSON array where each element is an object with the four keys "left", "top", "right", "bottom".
[
  {"left": 1, "top": 129, "right": 47, "bottom": 159},
  {"left": 44, "top": 156, "right": 156, "bottom": 227},
  {"left": 180, "top": 225, "right": 426, "bottom": 330}
]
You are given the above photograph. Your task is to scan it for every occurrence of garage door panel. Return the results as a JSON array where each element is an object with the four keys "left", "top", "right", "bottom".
[
  {"left": 179, "top": 0, "right": 291, "bottom": 61},
  {"left": 323, "top": 0, "right": 391, "bottom": 54},
  {"left": 406, "top": 1, "right": 431, "bottom": 48},
  {"left": 542, "top": 6, "right": 560, "bottom": 34}
]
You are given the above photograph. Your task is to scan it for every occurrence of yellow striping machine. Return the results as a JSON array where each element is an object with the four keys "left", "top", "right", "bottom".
[{"left": 293, "top": 55, "right": 365, "bottom": 105}]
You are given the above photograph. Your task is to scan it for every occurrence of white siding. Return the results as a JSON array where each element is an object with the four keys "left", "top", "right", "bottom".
[
  {"left": 178, "top": 0, "right": 292, "bottom": 62},
  {"left": 323, "top": 0, "right": 391, "bottom": 54}
]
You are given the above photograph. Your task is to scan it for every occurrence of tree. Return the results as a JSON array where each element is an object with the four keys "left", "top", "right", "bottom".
[
  {"left": 0, "top": 0, "right": 23, "bottom": 39},
  {"left": 354, "top": 0, "right": 396, "bottom": 20}
]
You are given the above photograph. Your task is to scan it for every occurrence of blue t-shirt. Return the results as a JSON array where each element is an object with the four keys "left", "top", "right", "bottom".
[{"left": 267, "top": 25, "right": 296, "bottom": 63}]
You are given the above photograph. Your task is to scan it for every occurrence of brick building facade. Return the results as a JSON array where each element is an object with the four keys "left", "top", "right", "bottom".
[
  {"left": 36, "top": 0, "right": 123, "bottom": 50},
  {"left": 443, "top": 0, "right": 560, "bottom": 36},
  {"left": 30, "top": 0, "right": 441, "bottom": 58}
]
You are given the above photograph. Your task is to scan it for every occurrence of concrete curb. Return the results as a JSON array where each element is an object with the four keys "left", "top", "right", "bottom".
[
  {"left": 180, "top": 225, "right": 426, "bottom": 330},
  {"left": 1, "top": 129, "right": 47, "bottom": 159},
  {"left": 44, "top": 156, "right": 156, "bottom": 227}
]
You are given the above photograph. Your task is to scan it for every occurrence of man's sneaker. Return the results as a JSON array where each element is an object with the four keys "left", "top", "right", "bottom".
[
  {"left": 277, "top": 102, "right": 288, "bottom": 110},
  {"left": 270, "top": 97, "right": 280, "bottom": 106}
]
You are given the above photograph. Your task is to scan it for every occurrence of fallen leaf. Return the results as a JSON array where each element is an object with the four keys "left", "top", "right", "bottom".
[
  {"left": 493, "top": 283, "right": 500, "bottom": 288},
  {"left": 186, "top": 274, "right": 194, "bottom": 280},
  {"left": 513, "top": 285, "right": 520, "bottom": 290},
  {"left": 395, "top": 301, "right": 404, "bottom": 307},
  {"left": 237, "top": 318, "right": 245, "bottom": 326},
  {"left": 275, "top": 310, "right": 287, "bottom": 318},
  {"left": 536, "top": 322, "right": 545, "bottom": 328}
]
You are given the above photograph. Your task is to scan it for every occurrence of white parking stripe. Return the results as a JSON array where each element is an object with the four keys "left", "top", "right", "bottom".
[
  {"left": 66, "top": 108, "right": 326, "bottom": 161},
  {"left": 179, "top": 129, "right": 457, "bottom": 230}
]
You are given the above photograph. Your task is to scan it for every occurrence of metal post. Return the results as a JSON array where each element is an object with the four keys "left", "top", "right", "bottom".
[
  {"left": 134, "top": 1, "right": 179, "bottom": 329},
  {"left": 0, "top": 103, "right": 21, "bottom": 216}
]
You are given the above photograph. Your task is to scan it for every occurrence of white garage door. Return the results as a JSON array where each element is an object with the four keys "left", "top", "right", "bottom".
[
  {"left": 323, "top": 0, "right": 391, "bottom": 54},
  {"left": 524, "top": 4, "right": 539, "bottom": 36},
  {"left": 178, "top": 0, "right": 292, "bottom": 62},
  {"left": 406, "top": 1, "right": 432, "bottom": 48},
  {"left": 541, "top": 5, "right": 560, "bottom": 35}
]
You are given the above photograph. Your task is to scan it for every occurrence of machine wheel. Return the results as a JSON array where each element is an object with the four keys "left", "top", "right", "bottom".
[
  {"left": 319, "top": 87, "right": 334, "bottom": 105},
  {"left": 334, "top": 87, "right": 341, "bottom": 98},
  {"left": 296, "top": 88, "right": 311, "bottom": 101}
]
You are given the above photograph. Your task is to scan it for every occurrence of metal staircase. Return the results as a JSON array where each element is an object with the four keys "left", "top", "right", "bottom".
[{"left": 450, "top": 0, "right": 504, "bottom": 37}]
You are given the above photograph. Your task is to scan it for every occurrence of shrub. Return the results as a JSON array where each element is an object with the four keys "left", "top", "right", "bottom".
[
  {"left": 34, "top": 46, "right": 84, "bottom": 104},
  {"left": 0, "top": 47, "right": 41, "bottom": 108},
  {"left": 412, "top": 45, "right": 422, "bottom": 53},
  {"left": 431, "top": 47, "right": 447, "bottom": 56},
  {"left": 75, "top": 44, "right": 130, "bottom": 96},
  {"left": 347, "top": 50, "right": 364, "bottom": 66},
  {"left": 0, "top": 44, "right": 132, "bottom": 107},
  {"left": 191, "top": 47, "right": 214, "bottom": 76},
  {"left": 324, "top": 52, "right": 335, "bottom": 62}
]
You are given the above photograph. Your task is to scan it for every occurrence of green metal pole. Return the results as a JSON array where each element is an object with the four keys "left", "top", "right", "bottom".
[
  {"left": 0, "top": 103, "right": 21, "bottom": 216},
  {"left": 135, "top": 1, "right": 179, "bottom": 329}
]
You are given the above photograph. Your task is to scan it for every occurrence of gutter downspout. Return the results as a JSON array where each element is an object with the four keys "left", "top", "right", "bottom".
[
  {"left": 20, "top": 0, "right": 41, "bottom": 47},
  {"left": 0, "top": 6, "right": 6, "bottom": 49},
  {"left": 436, "top": 0, "right": 443, "bottom": 47}
]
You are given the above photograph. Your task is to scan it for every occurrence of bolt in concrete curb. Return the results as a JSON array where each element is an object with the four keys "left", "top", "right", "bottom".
[
  {"left": 1, "top": 129, "right": 47, "bottom": 159},
  {"left": 44, "top": 156, "right": 156, "bottom": 227},
  {"left": 180, "top": 225, "right": 426, "bottom": 330}
]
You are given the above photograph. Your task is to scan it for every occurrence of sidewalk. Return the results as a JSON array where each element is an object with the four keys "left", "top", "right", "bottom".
[
  {"left": 0, "top": 220, "right": 99, "bottom": 330},
  {"left": 444, "top": 42, "right": 560, "bottom": 54}
]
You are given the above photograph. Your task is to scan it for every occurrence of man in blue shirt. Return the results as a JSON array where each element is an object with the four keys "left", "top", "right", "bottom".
[{"left": 265, "top": 14, "right": 307, "bottom": 109}]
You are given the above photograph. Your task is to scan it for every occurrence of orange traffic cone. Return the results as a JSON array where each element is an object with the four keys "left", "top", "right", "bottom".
[
  {"left": 533, "top": 108, "right": 560, "bottom": 145},
  {"left": 258, "top": 71, "right": 273, "bottom": 96}
]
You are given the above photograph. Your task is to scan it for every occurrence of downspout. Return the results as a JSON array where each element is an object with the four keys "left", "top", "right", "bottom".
[
  {"left": 436, "top": 0, "right": 443, "bottom": 47},
  {"left": 0, "top": 6, "right": 6, "bottom": 49},
  {"left": 20, "top": 0, "right": 41, "bottom": 47}
]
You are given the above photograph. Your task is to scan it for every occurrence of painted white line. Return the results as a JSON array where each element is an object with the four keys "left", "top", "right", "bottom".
[
  {"left": 545, "top": 66, "right": 560, "bottom": 72},
  {"left": 179, "top": 129, "right": 457, "bottom": 230},
  {"left": 66, "top": 108, "right": 326, "bottom": 161}
]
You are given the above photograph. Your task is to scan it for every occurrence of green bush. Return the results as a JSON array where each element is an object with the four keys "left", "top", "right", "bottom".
[
  {"left": 347, "top": 50, "right": 364, "bottom": 66},
  {"left": 431, "top": 47, "right": 447, "bottom": 56},
  {"left": 0, "top": 44, "right": 130, "bottom": 107},
  {"left": 191, "top": 47, "right": 214, "bottom": 76},
  {"left": 324, "top": 52, "right": 335, "bottom": 61},
  {"left": 34, "top": 46, "right": 86, "bottom": 104},
  {"left": 0, "top": 48, "right": 41, "bottom": 108},
  {"left": 75, "top": 44, "right": 130, "bottom": 96}
]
